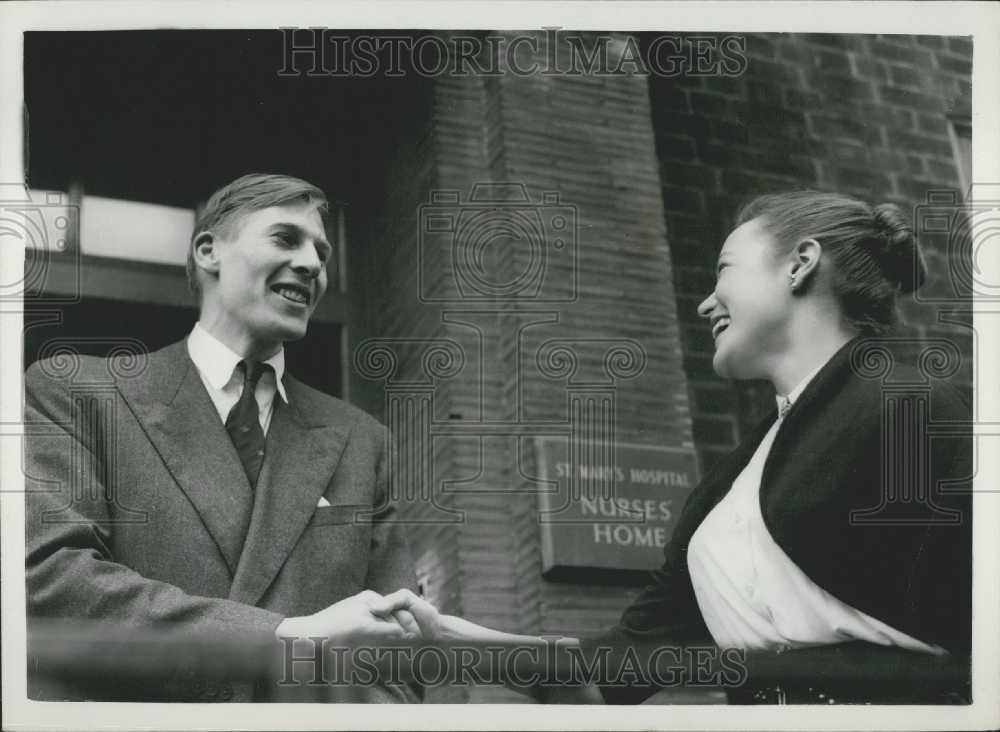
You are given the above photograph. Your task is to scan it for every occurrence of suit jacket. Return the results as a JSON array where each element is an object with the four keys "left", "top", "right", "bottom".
[
  {"left": 24, "top": 340, "right": 420, "bottom": 702},
  {"left": 588, "top": 337, "right": 972, "bottom": 703}
]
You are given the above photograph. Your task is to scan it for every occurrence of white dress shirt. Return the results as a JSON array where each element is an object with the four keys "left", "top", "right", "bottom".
[
  {"left": 687, "top": 361, "right": 943, "bottom": 654},
  {"left": 186, "top": 323, "right": 288, "bottom": 435}
]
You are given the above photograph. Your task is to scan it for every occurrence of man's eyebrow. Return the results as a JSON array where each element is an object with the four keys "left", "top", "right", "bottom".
[{"left": 267, "top": 222, "right": 332, "bottom": 253}]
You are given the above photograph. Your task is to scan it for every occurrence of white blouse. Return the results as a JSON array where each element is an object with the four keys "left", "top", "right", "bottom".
[{"left": 686, "top": 365, "right": 944, "bottom": 654}]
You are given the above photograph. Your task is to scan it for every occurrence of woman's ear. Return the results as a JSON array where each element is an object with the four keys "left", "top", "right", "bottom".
[
  {"left": 191, "top": 231, "right": 221, "bottom": 279},
  {"left": 788, "top": 238, "right": 822, "bottom": 292}
]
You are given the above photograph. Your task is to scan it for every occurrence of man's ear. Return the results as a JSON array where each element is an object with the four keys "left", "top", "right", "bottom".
[
  {"left": 788, "top": 238, "right": 822, "bottom": 291},
  {"left": 191, "top": 231, "right": 222, "bottom": 279}
]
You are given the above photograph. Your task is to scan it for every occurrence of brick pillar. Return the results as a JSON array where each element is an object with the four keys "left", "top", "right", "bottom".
[
  {"left": 480, "top": 33, "right": 694, "bottom": 667},
  {"left": 356, "top": 32, "right": 693, "bottom": 702}
]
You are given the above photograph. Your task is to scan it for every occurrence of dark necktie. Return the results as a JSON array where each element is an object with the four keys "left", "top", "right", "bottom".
[{"left": 225, "top": 360, "right": 271, "bottom": 488}]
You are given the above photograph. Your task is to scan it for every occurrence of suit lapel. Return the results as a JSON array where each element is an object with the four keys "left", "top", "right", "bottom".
[
  {"left": 229, "top": 378, "right": 351, "bottom": 606},
  {"left": 759, "top": 336, "right": 860, "bottom": 530},
  {"left": 117, "top": 341, "right": 253, "bottom": 574},
  {"left": 681, "top": 339, "right": 863, "bottom": 550}
]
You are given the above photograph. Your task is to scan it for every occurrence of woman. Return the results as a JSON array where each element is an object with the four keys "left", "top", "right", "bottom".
[
  {"left": 583, "top": 190, "right": 972, "bottom": 704},
  {"left": 387, "top": 190, "right": 971, "bottom": 704}
]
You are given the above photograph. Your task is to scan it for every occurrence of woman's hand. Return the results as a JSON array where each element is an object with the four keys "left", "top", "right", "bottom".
[
  {"left": 377, "top": 589, "right": 444, "bottom": 640},
  {"left": 374, "top": 589, "right": 608, "bottom": 699},
  {"left": 379, "top": 588, "right": 537, "bottom": 644},
  {"left": 275, "top": 589, "right": 422, "bottom": 645},
  {"left": 379, "top": 588, "right": 568, "bottom": 646}
]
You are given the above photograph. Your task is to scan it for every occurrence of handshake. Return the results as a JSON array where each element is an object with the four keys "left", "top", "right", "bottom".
[
  {"left": 275, "top": 588, "right": 552, "bottom": 649},
  {"left": 274, "top": 589, "right": 604, "bottom": 702}
]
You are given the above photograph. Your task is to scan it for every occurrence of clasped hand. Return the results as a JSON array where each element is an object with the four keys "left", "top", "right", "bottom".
[
  {"left": 275, "top": 588, "right": 442, "bottom": 646},
  {"left": 274, "top": 589, "right": 602, "bottom": 702},
  {"left": 276, "top": 588, "right": 555, "bottom": 648}
]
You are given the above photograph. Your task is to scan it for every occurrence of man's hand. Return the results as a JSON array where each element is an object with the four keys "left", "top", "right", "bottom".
[
  {"left": 377, "top": 589, "right": 446, "bottom": 640},
  {"left": 275, "top": 590, "right": 421, "bottom": 646}
]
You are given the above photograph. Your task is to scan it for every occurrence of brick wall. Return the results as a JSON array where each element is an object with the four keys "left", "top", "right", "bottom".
[
  {"left": 355, "top": 31, "right": 696, "bottom": 702},
  {"left": 646, "top": 32, "right": 973, "bottom": 460},
  {"left": 351, "top": 70, "right": 474, "bottom": 703},
  {"left": 354, "top": 31, "right": 973, "bottom": 701},
  {"left": 484, "top": 38, "right": 695, "bottom": 659}
]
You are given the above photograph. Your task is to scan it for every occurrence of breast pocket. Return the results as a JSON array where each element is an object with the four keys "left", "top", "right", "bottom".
[
  {"left": 309, "top": 503, "right": 371, "bottom": 526},
  {"left": 291, "top": 503, "right": 374, "bottom": 603}
]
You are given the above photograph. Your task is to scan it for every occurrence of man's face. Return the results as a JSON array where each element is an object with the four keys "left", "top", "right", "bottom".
[
  {"left": 697, "top": 217, "right": 791, "bottom": 380},
  {"left": 204, "top": 203, "right": 331, "bottom": 355}
]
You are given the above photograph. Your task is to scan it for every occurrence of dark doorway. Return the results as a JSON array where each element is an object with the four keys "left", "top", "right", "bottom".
[
  {"left": 24, "top": 299, "right": 342, "bottom": 396},
  {"left": 23, "top": 29, "right": 432, "bottom": 400}
]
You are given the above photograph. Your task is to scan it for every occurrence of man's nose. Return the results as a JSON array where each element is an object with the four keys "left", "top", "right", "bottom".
[
  {"left": 697, "top": 291, "right": 717, "bottom": 319},
  {"left": 291, "top": 244, "right": 323, "bottom": 278}
]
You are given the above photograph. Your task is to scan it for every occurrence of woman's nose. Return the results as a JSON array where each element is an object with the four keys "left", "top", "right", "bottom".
[{"left": 697, "top": 291, "right": 717, "bottom": 319}]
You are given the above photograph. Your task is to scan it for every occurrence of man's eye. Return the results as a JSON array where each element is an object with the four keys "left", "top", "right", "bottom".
[{"left": 273, "top": 233, "right": 294, "bottom": 246}]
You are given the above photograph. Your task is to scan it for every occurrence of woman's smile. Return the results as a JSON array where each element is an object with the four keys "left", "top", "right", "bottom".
[{"left": 711, "top": 315, "right": 731, "bottom": 341}]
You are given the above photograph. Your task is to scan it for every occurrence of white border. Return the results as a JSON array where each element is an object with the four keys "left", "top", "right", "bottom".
[{"left": 1, "top": 2, "right": 998, "bottom": 731}]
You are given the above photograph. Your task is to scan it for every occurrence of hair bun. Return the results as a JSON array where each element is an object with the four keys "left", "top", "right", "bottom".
[{"left": 871, "top": 203, "right": 926, "bottom": 293}]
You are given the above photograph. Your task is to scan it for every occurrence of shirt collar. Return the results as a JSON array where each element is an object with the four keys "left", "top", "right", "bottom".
[
  {"left": 775, "top": 360, "right": 826, "bottom": 414},
  {"left": 187, "top": 322, "right": 288, "bottom": 403}
]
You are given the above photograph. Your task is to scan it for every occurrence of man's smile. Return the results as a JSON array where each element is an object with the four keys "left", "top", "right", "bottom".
[{"left": 270, "top": 281, "right": 312, "bottom": 307}]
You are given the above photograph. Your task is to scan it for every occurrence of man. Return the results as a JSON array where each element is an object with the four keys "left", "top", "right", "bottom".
[{"left": 24, "top": 174, "right": 421, "bottom": 702}]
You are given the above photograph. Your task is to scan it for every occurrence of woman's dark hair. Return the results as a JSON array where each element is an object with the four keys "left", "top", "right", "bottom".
[{"left": 735, "top": 190, "right": 926, "bottom": 335}]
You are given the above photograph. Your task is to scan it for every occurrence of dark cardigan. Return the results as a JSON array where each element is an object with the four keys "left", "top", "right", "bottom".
[{"left": 589, "top": 337, "right": 972, "bottom": 703}]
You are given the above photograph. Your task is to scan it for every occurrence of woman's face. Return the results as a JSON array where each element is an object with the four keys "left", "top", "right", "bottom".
[{"left": 697, "top": 217, "right": 792, "bottom": 380}]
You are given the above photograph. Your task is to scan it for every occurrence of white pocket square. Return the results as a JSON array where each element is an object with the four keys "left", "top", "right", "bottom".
[{"left": 317, "top": 496, "right": 331, "bottom": 507}]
